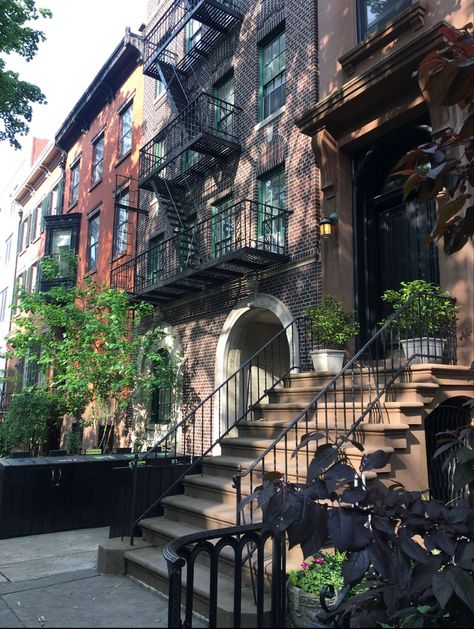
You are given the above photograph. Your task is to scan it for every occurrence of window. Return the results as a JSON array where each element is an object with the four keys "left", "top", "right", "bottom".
[
  {"left": 114, "top": 188, "right": 129, "bottom": 257},
  {"left": 258, "top": 165, "right": 286, "bottom": 252},
  {"left": 182, "top": 149, "right": 200, "bottom": 172},
  {"left": 357, "top": 0, "right": 411, "bottom": 39},
  {"left": 21, "top": 216, "right": 30, "bottom": 251},
  {"left": 147, "top": 234, "right": 165, "bottom": 284},
  {"left": 88, "top": 213, "right": 100, "bottom": 272},
  {"left": 4, "top": 236, "right": 12, "bottom": 265},
  {"left": 51, "top": 228, "right": 73, "bottom": 276},
  {"left": 0, "top": 288, "right": 7, "bottom": 323},
  {"left": 150, "top": 349, "right": 172, "bottom": 424},
  {"left": 50, "top": 180, "right": 63, "bottom": 216},
  {"left": 30, "top": 262, "right": 38, "bottom": 293},
  {"left": 155, "top": 78, "right": 165, "bottom": 99},
  {"left": 91, "top": 135, "right": 104, "bottom": 185},
  {"left": 70, "top": 160, "right": 80, "bottom": 206},
  {"left": 119, "top": 103, "right": 133, "bottom": 157},
  {"left": 214, "top": 73, "right": 235, "bottom": 135},
  {"left": 30, "top": 207, "right": 38, "bottom": 243},
  {"left": 38, "top": 193, "right": 51, "bottom": 233},
  {"left": 260, "top": 30, "right": 286, "bottom": 120},
  {"left": 212, "top": 195, "right": 234, "bottom": 257},
  {"left": 185, "top": 19, "right": 202, "bottom": 52}
]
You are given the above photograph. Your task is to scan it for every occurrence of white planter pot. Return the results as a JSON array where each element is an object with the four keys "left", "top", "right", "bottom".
[
  {"left": 309, "top": 349, "right": 345, "bottom": 373},
  {"left": 400, "top": 337, "right": 445, "bottom": 364}
]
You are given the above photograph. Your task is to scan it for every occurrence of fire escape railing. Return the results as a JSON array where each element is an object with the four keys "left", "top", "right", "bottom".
[
  {"left": 233, "top": 292, "right": 458, "bottom": 525},
  {"left": 111, "top": 200, "right": 290, "bottom": 295},
  {"left": 139, "top": 93, "right": 241, "bottom": 186},
  {"left": 128, "top": 316, "right": 316, "bottom": 544},
  {"left": 143, "top": 0, "right": 243, "bottom": 78}
]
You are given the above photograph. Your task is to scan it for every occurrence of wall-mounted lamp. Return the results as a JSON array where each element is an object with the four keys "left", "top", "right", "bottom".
[
  {"left": 320, "top": 212, "right": 338, "bottom": 239},
  {"left": 436, "top": 187, "right": 448, "bottom": 200}
]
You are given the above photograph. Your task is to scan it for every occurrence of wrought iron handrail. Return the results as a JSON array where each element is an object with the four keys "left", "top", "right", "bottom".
[
  {"left": 111, "top": 199, "right": 291, "bottom": 294},
  {"left": 164, "top": 522, "right": 286, "bottom": 628},
  {"left": 144, "top": 0, "right": 241, "bottom": 71},
  {"left": 233, "top": 292, "right": 458, "bottom": 524},
  {"left": 128, "top": 315, "right": 315, "bottom": 544},
  {"left": 139, "top": 92, "right": 242, "bottom": 184}
]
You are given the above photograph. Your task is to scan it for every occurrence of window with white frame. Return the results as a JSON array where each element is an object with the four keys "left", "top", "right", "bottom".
[
  {"left": 4, "top": 236, "right": 12, "bottom": 265},
  {"left": 119, "top": 103, "right": 133, "bottom": 158},
  {"left": 259, "top": 29, "right": 286, "bottom": 121},
  {"left": 114, "top": 188, "right": 129, "bottom": 257},
  {"left": 70, "top": 160, "right": 80, "bottom": 206},
  {"left": 0, "top": 288, "right": 7, "bottom": 323},
  {"left": 91, "top": 135, "right": 104, "bottom": 185}
]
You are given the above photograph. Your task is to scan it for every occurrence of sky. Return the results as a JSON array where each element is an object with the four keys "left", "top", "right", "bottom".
[{"left": 0, "top": 0, "right": 148, "bottom": 201}]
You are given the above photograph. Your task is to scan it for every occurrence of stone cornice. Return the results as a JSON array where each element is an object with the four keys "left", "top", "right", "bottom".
[{"left": 296, "top": 21, "right": 448, "bottom": 138}]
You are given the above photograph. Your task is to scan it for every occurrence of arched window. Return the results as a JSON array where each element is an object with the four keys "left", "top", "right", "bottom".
[{"left": 150, "top": 349, "right": 172, "bottom": 425}]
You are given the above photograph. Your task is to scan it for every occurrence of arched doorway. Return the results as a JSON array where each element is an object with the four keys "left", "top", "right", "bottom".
[
  {"left": 425, "top": 397, "right": 472, "bottom": 503},
  {"left": 354, "top": 123, "right": 440, "bottom": 342},
  {"left": 214, "top": 295, "right": 294, "bottom": 438}
]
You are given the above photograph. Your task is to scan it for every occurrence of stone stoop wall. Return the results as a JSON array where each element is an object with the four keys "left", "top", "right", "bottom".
[{"left": 133, "top": 0, "right": 322, "bottom": 448}]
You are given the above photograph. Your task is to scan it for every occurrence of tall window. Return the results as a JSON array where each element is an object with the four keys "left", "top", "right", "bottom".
[
  {"left": 21, "top": 216, "right": 30, "bottom": 251},
  {"left": 258, "top": 165, "right": 286, "bottom": 252},
  {"left": 4, "top": 236, "right": 12, "bottom": 265},
  {"left": 114, "top": 188, "right": 129, "bottom": 257},
  {"left": 182, "top": 149, "right": 200, "bottom": 172},
  {"left": 88, "top": 213, "right": 100, "bottom": 272},
  {"left": 119, "top": 103, "right": 133, "bottom": 157},
  {"left": 51, "top": 228, "right": 73, "bottom": 276},
  {"left": 260, "top": 30, "right": 286, "bottom": 120},
  {"left": 30, "top": 207, "right": 38, "bottom": 243},
  {"left": 50, "top": 180, "right": 63, "bottom": 216},
  {"left": 0, "top": 288, "right": 7, "bottom": 323},
  {"left": 155, "top": 78, "right": 165, "bottom": 99},
  {"left": 91, "top": 135, "right": 104, "bottom": 185},
  {"left": 212, "top": 195, "right": 234, "bottom": 257},
  {"left": 214, "top": 73, "right": 235, "bottom": 135},
  {"left": 150, "top": 349, "right": 172, "bottom": 425},
  {"left": 185, "top": 19, "right": 202, "bottom": 52},
  {"left": 147, "top": 234, "right": 165, "bottom": 284},
  {"left": 37, "top": 194, "right": 50, "bottom": 235},
  {"left": 357, "top": 0, "right": 411, "bottom": 39},
  {"left": 70, "top": 160, "right": 80, "bottom": 206}
]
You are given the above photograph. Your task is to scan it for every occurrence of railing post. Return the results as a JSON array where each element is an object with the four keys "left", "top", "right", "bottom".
[
  {"left": 167, "top": 559, "right": 185, "bottom": 629},
  {"left": 129, "top": 453, "right": 139, "bottom": 546},
  {"left": 234, "top": 469, "right": 242, "bottom": 526}
]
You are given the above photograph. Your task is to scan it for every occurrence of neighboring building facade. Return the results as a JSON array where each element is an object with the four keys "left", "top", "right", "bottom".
[
  {"left": 111, "top": 0, "right": 320, "bottom": 448},
  {"left": 296, "top": 0, "right": 474, "bottom": 366},
  {"left": 53, "top": 35, "right": 144, "bottom": 450}
]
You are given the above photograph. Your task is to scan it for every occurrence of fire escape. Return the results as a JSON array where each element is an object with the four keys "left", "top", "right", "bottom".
[{"left": 112, "top": 0, "right": 291, "bottom": 303}]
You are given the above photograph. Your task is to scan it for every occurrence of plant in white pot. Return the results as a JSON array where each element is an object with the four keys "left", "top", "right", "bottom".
[
  {"left": 381, "top": 280, "right": 459, "bottom": 363},
  {"left": 305, "top": 297, "right": 359, "bottom": 373}
]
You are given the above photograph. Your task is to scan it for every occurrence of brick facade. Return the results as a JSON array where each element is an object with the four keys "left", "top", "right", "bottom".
[{"left": 132, "top": 0, "right": 322, "bottom": 447}]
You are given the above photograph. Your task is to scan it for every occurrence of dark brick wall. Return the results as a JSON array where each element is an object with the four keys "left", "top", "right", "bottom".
[{"left": 138, "top": 0, "right": 321, "bottom": 439}]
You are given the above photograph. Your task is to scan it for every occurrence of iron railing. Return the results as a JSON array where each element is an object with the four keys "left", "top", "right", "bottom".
[
  {"left": 164, "top": 523, "right": 286, "bottom": 629},
  {"left": 139, "top": 93, "right": 241, "bottom": 185},
  {"left": 144, "top": 0, "right": 242, "bottom": 77},
  {"left": 234, "top": 292, "right": 458, "bottom": 525},
  {"left": 128, "top": 316, "right": 315, "bottom": 544},
  {"left": 111, "top": 200, "right": 290, "bottom": 295}
]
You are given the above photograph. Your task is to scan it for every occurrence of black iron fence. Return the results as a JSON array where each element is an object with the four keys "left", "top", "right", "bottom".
[
  {"left": 164, "top": 523, "right": 286, "bottom": 629},
  {"left": 111, "top": 200, "right": 291, "bottom": 295},
  {"left": 234, "top": 291, "right": 458, "bottom": 525}
]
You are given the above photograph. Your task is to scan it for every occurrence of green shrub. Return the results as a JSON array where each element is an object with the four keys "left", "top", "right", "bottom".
[
  {"left": 381, "top": 280, "right": 459, "bottom": 336},
  {"left": 306, "top": 296, "right": 359, "bottom": 349},
  {"left": 289, "top": 551, "right": 346, "bottom": 595}
]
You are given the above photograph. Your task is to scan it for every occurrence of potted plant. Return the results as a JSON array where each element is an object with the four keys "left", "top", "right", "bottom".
[
  {"left": 305, "top": 296, "right": 359, "bottom": 372},
  {"left": 381, "top": 280, "right": 459, "bottom": 363},
  {"left": 287, "top": 551, "right": 347, "bottom": 628}
]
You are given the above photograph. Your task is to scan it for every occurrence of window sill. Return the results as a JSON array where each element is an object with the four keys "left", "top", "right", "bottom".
[
  {"left": 115, "top": 150, "right": 132, "bottom": 169},
  {"left": 67, "top": 201, "right": 78, "bottom": 212},
  {"left": 339, "top": 2, "right": 425, "bottom": 76},
  {"left": 254, "top": 105, "right": 286, "bottom": 132},
  {"left": 88, "top": 178, "right": 103, "bottom": 193},
  {"left": 112, "top": 252, "right": 128, "bottom": 264}
]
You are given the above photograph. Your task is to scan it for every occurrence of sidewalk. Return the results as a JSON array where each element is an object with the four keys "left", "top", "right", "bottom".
[{"left": 0, "top": 528, "right": 171, "bottom": 628}]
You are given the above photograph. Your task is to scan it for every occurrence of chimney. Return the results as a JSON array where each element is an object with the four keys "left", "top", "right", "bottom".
[{"left": 30, "top": 137, "right": 49, "bottom": 166}]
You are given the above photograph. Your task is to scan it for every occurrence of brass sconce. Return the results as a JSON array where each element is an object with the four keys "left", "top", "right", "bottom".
[{"left": 320, "top": 213, "right": 338, "bottom": 239}]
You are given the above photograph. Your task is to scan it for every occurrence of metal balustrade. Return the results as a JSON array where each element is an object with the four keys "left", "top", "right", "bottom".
[
  {"left": 111, "top": 199, "right": 290, "bottom": 302},
  {"left": 139, "top": 93, "right": 241, "bottom": 190},
  {"left": 143, "top": 0, "right": 243, "bottom": 79}
]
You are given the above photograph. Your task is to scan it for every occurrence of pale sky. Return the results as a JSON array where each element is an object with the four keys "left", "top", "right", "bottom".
[{"left": 0, "top": 0, "right": 148, "bottom": 200}]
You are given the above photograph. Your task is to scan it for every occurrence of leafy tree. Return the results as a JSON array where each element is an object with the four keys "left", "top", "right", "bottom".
[
  {"left": 249, "top": 433, "right": 474, "bottom": 627},
  {"left": 6, "top": 275, "right": 176, "bottom": 448},
  {"left": 396, "top": 23, "right": 474, "bottom": 254},
  {"left": 0, "top": 0, "right": 52, "bottom": 149}
]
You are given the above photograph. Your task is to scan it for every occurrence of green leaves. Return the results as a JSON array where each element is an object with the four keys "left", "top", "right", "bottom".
[
  {"left": 305, "top": 296, "right": 359, "bottom": 349},
  {"left": 0, "top": 1, "right": 52, "bottom": 148}
]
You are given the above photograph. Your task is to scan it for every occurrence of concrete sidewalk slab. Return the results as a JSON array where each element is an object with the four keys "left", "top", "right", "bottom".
[{"left": 0, "top": 552, "right": 99, "bottom": 583}]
